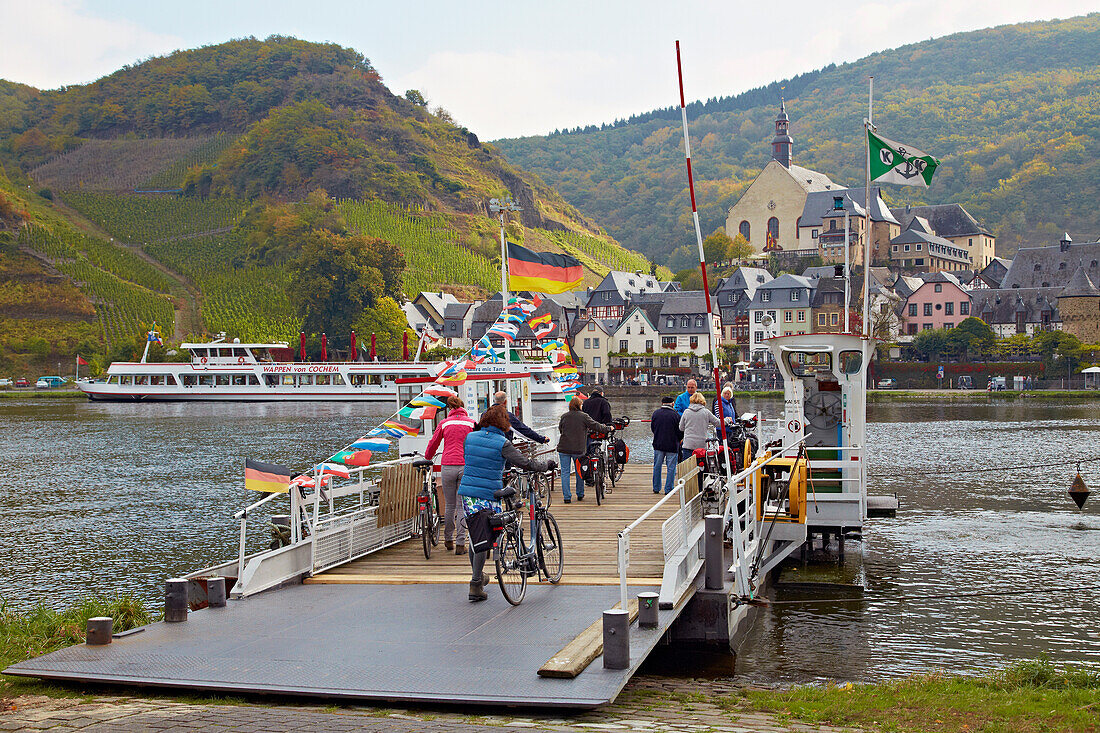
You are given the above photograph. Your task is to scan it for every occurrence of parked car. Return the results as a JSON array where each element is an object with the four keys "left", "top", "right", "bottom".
[
  {"left": 877, "top": 378, "right": 897, "bottom": 389},
  {"left": 14, "top": 377, "right": 30, "bottom": 388},
  {"left": 36, "top": 376, "right": 66, "bottom": 390},
  {"left": 0, "top": 378, "right": 12, "bottom": 389}
]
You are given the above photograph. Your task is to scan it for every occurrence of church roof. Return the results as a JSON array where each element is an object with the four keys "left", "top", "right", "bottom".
[
  {"left": 786, "top": 164, "right": 836, "bottom": 193},
  {"left": 971, "top": 288, "right": 1061, "bottom": 324},
  {"left": 1060, "top": 266, "right": 1100, "bottom": 297}
]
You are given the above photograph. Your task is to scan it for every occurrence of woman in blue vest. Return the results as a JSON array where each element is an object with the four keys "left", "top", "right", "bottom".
[{"left": 458, "top": 405, "right": 553, "bottom": 602}]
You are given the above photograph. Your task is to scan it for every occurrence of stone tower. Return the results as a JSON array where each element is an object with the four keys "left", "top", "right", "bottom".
[
  {"left": 1057, "top": 266, "right": 1100, "bottom": 343},
  {"left": 771, "top": 99, "right": 793, "bottom": 168}
]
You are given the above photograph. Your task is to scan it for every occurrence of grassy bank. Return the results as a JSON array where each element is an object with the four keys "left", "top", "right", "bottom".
[
  {"left": 739, "top": 658, "right": 1100, "bottom": 732},
  {"left": 0, "top": 390, "right": 84, "bottom": 399},
  {"left": 1, "top": 595, "right": 152, "bottom": 697}
]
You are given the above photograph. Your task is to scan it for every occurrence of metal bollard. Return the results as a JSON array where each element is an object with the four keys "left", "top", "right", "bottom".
[
  {"left": 704, "top": 514, "right": 724, "bottom": 590},
  {"left": 165, "top": 578, "right": 189, "bottom": 622},
  {"left": 602, "top": 609, "right": 630, "bottom": 670},
  {"left": 86, "top": 617, "right": 113, "bottom": 645},
  {"left": 638, "top": 592, "right": 659, "bottom": 629},
  {"left": 207, "top": 577, "right": 227, "bottom": 608}
]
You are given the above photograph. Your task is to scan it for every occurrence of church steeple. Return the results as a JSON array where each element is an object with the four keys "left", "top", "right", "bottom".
[{"left": 771, "top": 98, "right": 793, "bottom": 168}]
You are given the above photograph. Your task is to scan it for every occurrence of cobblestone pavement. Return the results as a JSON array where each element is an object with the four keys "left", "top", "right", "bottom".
[{"left": 1, "top": 678, "right": 856, "bottom": 732}]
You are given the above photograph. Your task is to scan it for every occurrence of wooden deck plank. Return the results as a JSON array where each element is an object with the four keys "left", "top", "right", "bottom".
[
  {"left": 538, "top": 599, "right": 640, "bottom": 678},
  {"left": 310, "top": 463, "right": 680, "bottom": 585}
]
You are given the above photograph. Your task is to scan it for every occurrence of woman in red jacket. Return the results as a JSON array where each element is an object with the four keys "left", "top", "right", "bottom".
[{"left": 424, "top": 395, "right": 476, "bottom": 554}]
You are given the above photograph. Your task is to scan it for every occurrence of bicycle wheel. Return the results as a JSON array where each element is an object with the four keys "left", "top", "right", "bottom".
[
  {"left": 537, "top": 513, "right": 564, "bottom": 583},
  {"left": 595, "top": 458, "right": 605, "bottom": 506},
  {"left": 495, "top": 526, "right": 527, "bottom": 605},
  {"left": 609, "top": 450, "right": 624, "bottom": 486},
  {"left": 420, "top": 504, "right": 433, "bottom": 559}
]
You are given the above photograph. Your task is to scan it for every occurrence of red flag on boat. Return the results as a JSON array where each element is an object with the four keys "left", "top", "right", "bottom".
[
  {"left": 321, "top": 333, "right": 328, "bottom": 362},
  {"left": 299, "top": 333, "right": 306, "bottom": 361},
  {"left": 403, "top": 331, "right": 409, "bottom": 360},
  {"left": 370, "top": 333, "right": 377, "bottom": 361},
  {"left": 76, "top": 355, "right": 89, "bottom": 366},
  {"left": 350, "top": 331, "right": 356, "bottom": 359}
]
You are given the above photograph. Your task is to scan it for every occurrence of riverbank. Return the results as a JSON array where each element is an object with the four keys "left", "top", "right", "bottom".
[
  {"left": 3, "top": 598, "right": 1097, "bottom": 733},
  {"left": 0, "top": 389, "right": 83, "bottom": 399}
]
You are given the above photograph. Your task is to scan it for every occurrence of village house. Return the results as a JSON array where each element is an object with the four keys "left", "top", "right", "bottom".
[
  {"left": 714, "top": 267, "right": 772, "bottom": 361},
  {"left": 440, "top": 301, "right": 479, "bottom": 348},
  {"left": 891, "top": 203, "right": 997, "bottom": 269},
  {"left": 584, "top": 270, "right": 669, "bottom": 320},
  {"left": 896, "top": 272, "right": 971, "bottom": 339},
  {"left": 798, "top": 188, "right": 900, "bottom": 263},
  {"left": 888, "top": 217, "right": 971, "bottom": 273},
  {"left": 569, "top": 315, "right": 614, "bottom": 383},
  {"left": 746, "top": 274, "right": 814, "bottom": 362}
]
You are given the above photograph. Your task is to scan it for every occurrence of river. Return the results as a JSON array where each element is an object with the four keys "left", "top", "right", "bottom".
[{"left": 1, "top": 395, "right": 1097, "bottom": 684}]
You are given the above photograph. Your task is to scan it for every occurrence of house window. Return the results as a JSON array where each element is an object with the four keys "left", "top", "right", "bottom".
[
  {"left": 625, "top": 326, "right": 631, "bottom": 334},
  {"left": 619, "top": 340, "right": 628, "bottom": 352},
  {"left": 689, "top": 337, "right": 699, "bottom": 349},
  {"left": 639, "top": 326, "right": 645, "bottom": 335},
  {"left": 662, "top": 336, "right": 676, "bottom": 348},
  {"left": 593, "top": 338, "right": 599, "bottom": 348},
  {"left": 797, "top": 311, "right": 805, "bottom": 322},
  {"left": 784, "top": 311, "right": 793, "bottom": 323},
  {"left": 739, "top": 220, "right": 751, "bottom": 241},
  {"left": 944, "top": 323, "right": 954, "bottom": 330},
  {"left": 584, "top": 338, "right": 591, "bottom": 348},
  {"left": 915, "top": 258, "right": 924, "bottom": 266},
  {"left": 908, "top": 303, "right": 918, "bottom": 316},
  {"left": 646, "top": 340, "right": 653, "bottom": 351},
  {"left": 587, "top": 323, "right": 595, "bottom": 331},
  {"left": 907, "top": 323, "right": 918, "bottom": 335},
  {"left": 934, "top": 284, "right": 942, "bottom": 293},
  {"left": 830, "top": 313, "right": 839, "bottom": 326},
  {"left": 667, "top": 318, "right": 675, "bottom": 328},
  {"left": 916, "top": 244, "right": 923, "bottom": 251},
  {"left": 791, "top": 290, "right": 800, "bottom": 301},
  {"left": 904, "top": 244, "right": 910, "bottom": 252},
  {"left": 893, "top": 245, "right": 898, "bottom": 252},
  {"left": 695, "top": 317, "right": 703, "bottom": 327},
  {"left": 923, "top": 323, "right": 933, "bottom": 330},
  {"left": 593, "top": 357, "right": 601, "bottom": 368},
  {"left": 754, "top": 331, "right": 765, "bottom": 342},
  {"left": 945, "top": 302, "right": 954, "bottom": 316},
  {"left": 960, "top": 302, "right": 970, "bottom": 315},
  {"left": 761, "top": 291, "right": 771, "bottom": 302},
  {"left": 924, "top": 303, "right": 933, "bottom": 316},
  {"left": 812, "top": 229, "right": 819, "bottom": 238}
]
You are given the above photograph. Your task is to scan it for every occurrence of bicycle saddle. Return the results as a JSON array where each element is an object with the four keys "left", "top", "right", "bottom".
[
  {"left": 494, "top": 486, "right": 518, "bottom": 500},
  {"left": 411, "top": 458, "right": 434, "bottom": 469}
]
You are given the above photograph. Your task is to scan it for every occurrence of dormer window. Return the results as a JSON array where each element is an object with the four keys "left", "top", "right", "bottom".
[
  {"left": 681, "top": 317, "right": 689, "bottom": 328},
  {"left": 791, "top": 290, "right": 800, "bottom": 302},
  {"left": 695, "top": 317, "right": 703, "bottom": 328},
  {"left": 762, "top": 291, "right": 771, "bottom": 302},
  {"left": 667, "top": 318, "right": 674, "bottom": 328}
]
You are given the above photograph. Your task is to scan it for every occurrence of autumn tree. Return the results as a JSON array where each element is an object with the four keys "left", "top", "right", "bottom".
[{"left": 702, "top": 228, "right": 733, "bottom": 264}]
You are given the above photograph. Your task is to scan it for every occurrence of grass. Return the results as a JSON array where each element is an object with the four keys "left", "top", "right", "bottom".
[
  {"left": 739, "top": 658, "right": 1100, "bottom": 733},
  {"left": 0, "top": 390, "right": 84, "bottom": 399},
  {"left": 1, "top": 595, "right": 153, "bottom": 698}
]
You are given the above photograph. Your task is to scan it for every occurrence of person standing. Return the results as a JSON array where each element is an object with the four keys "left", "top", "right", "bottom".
[
  {"left": 556, "top": 396, "right": 612, "bottom": 503},
  {"left": 674, "top": 378, "right": 697, "bottom": 416},
  {"left": 458, "top": 406, "right": 552, "bottom": 602},
  {"left": 712, "top": 384, "right": 738, "bottom": 430},
  {"left": 493, "top": 391, "right": 550, "bottom": 444},
  {"left": 650, "top": 395, "right": 682, "bottom": 494},
  {"left": 581, "top": 386, "right": 613, "bottom": 424},
  {"left": 678, "top": 391, "right": 720, "bottom": 461},
  {"left": 423, "top": 395, "right": 475, "bottom": 554}
]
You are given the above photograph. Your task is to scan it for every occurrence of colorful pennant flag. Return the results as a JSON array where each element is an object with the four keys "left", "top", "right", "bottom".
[
  {"left": 424, "top": 385, "right": 457, "bottom": 398},
  {"left": 316, "top": 463, "right": 351, "bottom": 479},
  {"left": 352, "top": 438, "right": 389, "bottom": 452},
  {"left": 382, "top": 420, "right": 417, "bottom": 436},
  {"left": 529, "top": 313, "right": 552, "bottom": 328},
  {"left": 502, "top": 312, "right": 526, "bottom": 323},
  {"left": 245, "top": 458, "right": 291, "bottom": 493},
  {"left": 408, "top": 406, "right": 438, "bottom": 421},
  {"left": 486, "top": 321, "right": 519, "bottom": 342},
  {"left": 506, "top": 242, "right": 583, "bottom": 294},
  {"left": 437, "top": 369, "right": 467, "bottom": 386},
  {"left": 343, "top": 450, "right": 372, "bottom": 467},
  {"left": 410, "top": 395, "right": 445, "bottom": 408},
  {"left": 541, "top": 339, "right": 566, "bottom": 352},
  {"left": 533, "top": 322, "right": 556, "bottom": 339}
]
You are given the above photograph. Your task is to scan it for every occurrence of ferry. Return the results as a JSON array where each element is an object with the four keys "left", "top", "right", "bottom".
[{"left": 78, "top": 337, "right": 566, "bottom": 402}]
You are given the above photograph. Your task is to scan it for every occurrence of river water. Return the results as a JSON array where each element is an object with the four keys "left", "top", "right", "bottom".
[{"left": 1, "top": 395, "right": 1098, "bottom": 684}]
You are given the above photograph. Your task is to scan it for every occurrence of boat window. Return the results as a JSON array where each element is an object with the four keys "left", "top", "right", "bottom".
[
  {"left": 108, "top": 375, "right": 120, "bottom": 385},
  {"left": 316, "top": 374, "right": 330, "bottom": 386},
  {"left": 366, "top": 374, "right": 381, "bottom": 385},
  {"left": 149, "top": 375, "right": 164, "bottom": 386},
  {"left": 786, "top": 351, "right": 831, "bottom": 377},
  {"left": 199, "top": 375, "right": 214, "bottom": 386},
  {"left": 192, "top": 349, "right": 206, "bottom": 360},
  {"left": 299, "top": 375, "right": 313, "bottom": 386},
  {"left": 349, "top": 374, "right": 365, "bottom": 387},
  {"left": 331, "top": 373, "right": 346, "bottom": 386},
  {"left": 232, "top": 374, "right": 247, "bottom": 386},
  {"left": 121, "top": 375, "right": 134, "bottom": 386},
  {"left": 281, "top": 374, "right": 295, "bottom": 386},
  {"left": 216, "top": 375, "right": 231, "bottom": 386},
  {"left": 135, "top": 375, "right": 149, "bottom": 385},
  {"left": 219, "top": 348, "right": 233, "bottom": 358},
  {"left": 182, "top": 375, "right": 197, "bottom": 386},
  {"left": 839, "top": 350, "right": 862, "bottom": 375},
  {"left": 248, "top": 374, "right": 260, "bottom": 386}
]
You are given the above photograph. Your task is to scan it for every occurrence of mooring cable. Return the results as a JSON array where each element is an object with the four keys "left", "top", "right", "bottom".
[
  {"left": 868, "top": 454, "right": 1100, "bottom": 478},
  {"left": 756, "top": 584, "right": 1100, "bottom": 606}
]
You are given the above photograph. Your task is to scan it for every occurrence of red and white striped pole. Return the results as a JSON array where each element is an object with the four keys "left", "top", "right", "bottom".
[{"left": 676, "top": 41, "right": 733, "bottom": 476}]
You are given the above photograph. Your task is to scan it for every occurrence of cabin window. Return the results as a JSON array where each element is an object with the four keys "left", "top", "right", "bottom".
[
  {"left": 108, "top": 375, "right": 120, "bottom": 385},
  {"left": 215, "top": 375, "right": 230, "bottom": 386},
  {"left": 786, "top": 351, "right": 830, "bottom": 377},
  {"left": 150, "top": 375, "right": 165, "bottom": 386},
  {"left": 264, "top": 375, "right": 280, "bottom": 386},
  {"left": 182, "top": 375, "right": 197, "bottom": 386},
  {"left": 232, "top": 374, "right": 247, "bottom": 386},
  {"left": 349, "top": 374, "right": 366, "bottom": 386},
  {"left": 299, "top": 375, "right": 313, "bottom": 386},
  {"left": 316, "top": 374, "right": 330, "bottom": 386},
  {"left": 199, "top": 375, "right": 214, "bottom": 386},
  {"left": 839, "top": 350, "right": 862, "bottom": 375}
]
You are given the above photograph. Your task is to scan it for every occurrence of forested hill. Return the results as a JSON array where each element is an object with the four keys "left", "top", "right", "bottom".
[
  {"left": 0, "top": 37, "right": 656, "bottom": 375},
  {"left": 495, "top": 14, "right": 1100, "bottom": 264}
]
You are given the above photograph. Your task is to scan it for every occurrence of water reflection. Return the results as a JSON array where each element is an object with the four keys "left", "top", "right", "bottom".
[{"left": 1, "top": 396, "right": 1097, "bottom": 684}]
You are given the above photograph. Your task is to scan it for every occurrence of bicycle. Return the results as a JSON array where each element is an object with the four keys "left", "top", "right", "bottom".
[
  {"left": 410, "top": 457, "right": 440, "bottom": 559},
  {"left": 586, "top": 416, "right": 629, "bottom": 505},
  {"left": 491, "top": 465, "right": 564, "bottom": 605}
]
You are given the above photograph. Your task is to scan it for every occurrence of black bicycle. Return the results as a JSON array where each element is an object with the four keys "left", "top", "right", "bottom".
[
  {"left": 492, "top": 466, "right": 563, "bottom": 605},
  {"left": 411, "top": 457, "right": 440, "bottom": 559},
  {"left": 587, "top": 416, "right": 630, "bottom": 505}
]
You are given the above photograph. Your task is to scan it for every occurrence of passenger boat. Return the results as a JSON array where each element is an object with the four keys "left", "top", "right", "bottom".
[{"left": 78, "top": 337, "right": 566, "bottom": 402}]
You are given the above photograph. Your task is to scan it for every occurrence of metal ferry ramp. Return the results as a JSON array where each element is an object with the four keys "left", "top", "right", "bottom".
[{"left": 5, "top": 460, "right": 742, "bottom": 709}]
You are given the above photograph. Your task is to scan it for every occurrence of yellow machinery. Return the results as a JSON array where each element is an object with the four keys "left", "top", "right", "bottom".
[{"left": 753, "top": 452, "right": 809, "bottom": 523}]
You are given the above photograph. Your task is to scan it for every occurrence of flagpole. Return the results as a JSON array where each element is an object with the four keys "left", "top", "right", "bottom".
[
  {"left": 675, "top": 41, "right": 732, "bottom": 478},
  {"left": 489, "top": 197, "right": 522, "bottom": 405},
  {"left": 862, "top": 77, "right": 873, "bottom": 339}
]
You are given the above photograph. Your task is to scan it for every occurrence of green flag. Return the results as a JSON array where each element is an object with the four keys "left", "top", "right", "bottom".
[{"left": 868, "top": 130, "right": 939, "bottom": 187}]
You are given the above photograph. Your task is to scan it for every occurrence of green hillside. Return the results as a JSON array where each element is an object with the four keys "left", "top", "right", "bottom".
[
  {"left": 495, "top": 14, "right": 1100, "bottom": 263},
  {"left": 0, "top": 36, "right": 657, "bottom": 368}
]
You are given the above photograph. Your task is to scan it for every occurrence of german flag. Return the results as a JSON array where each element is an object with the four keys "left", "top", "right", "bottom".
[
  {"left": 507, "top": 242, "right": 582, "bottom": 294},
  {"left": 245, "top": 458, "right": 291, "bottom": 493}
]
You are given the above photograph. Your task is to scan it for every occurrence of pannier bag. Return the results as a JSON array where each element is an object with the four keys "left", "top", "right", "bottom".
[
  {"left": 466, "top": 508, "right": 504, "bottom": 554},
  {"left": 613, "top": 438, "right": 629, "bottom": 465},
  {"left": 578, "top": 456, "right": 596, "bottom": 486}
]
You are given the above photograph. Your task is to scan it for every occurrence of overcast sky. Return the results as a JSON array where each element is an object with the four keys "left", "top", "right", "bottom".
[{"left": 1, "top": 1, "right": 1095, "bottom": 140}]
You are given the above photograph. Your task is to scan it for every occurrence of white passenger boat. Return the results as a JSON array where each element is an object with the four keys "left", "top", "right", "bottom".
[{"left": 78, "top": 337, "right": 566, "bottom": 402}]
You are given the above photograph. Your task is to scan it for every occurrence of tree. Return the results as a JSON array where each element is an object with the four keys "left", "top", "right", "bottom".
[
  {"left": 702, "top": 228, "right": 733, "bottom": 264},
  {"left": 667, "top": 245, "right": 696, "bottom": 273},
  {"left": 404, "top": 89, "right": 427, "bottom": 106},
  {"left": 353, "top": 298, "right": 413, "bottom": 359},
  {"left": 290, "top": 235, "right": 405, "bottom": 334},
  {"left": 948, "top": 316, "right": 995, "bottom": 356},
  {"left": 674, "top": 268, "right": 703, "bottom": 291},
  {"left": 728, "top": 233, "right": 753, "bottom": 261},
  {"left": 912, "top": 328, "right": 950, "bottom": 361}
]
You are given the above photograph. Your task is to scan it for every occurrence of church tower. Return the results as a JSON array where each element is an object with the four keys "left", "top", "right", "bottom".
[{"left": 771, "top": 99, "right": 793, "bottom": 168}]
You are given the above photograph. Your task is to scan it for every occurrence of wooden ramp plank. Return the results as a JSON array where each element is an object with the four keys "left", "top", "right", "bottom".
[{"left": 539, "top": 599, "right": 639, "bottom": 679}]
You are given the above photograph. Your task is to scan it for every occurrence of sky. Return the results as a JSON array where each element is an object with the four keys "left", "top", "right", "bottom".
[{"left": 0, "top": 1, "right": 1096, "bottom": 140}]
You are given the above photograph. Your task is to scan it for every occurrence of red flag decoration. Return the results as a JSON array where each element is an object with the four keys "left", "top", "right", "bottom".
[
  {"left": 403, "top": 331, "right": 410, "bottom": 360},
  {"left": 343, "top": 450, "right": 372, "bottom": 467},
  {"left": 76, "top": 355, "right": 89, "bottom": 366},
  {"left": 350, "top": 331, "right": 357, "bottom": 357},
  {"left": 299, "top": 332, "right": 306, "bottom": 361},
  {"left": 370, "top": 333, "right": 377, "bottom": 360},
  {"left": 321, "top": 333, "right": 328, "bottom": 361},
  {"left": 506, "top": 242, "right": 582, "bottom": 294}
]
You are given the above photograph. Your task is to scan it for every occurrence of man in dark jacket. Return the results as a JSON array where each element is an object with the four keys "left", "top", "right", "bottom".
[
  {"left": 651, "top": 395, "right": 682, "bottom": 494},
  {"left": 493, "top": 391, "right": 549, "bottom": 443},
  {"left": 581, "top": 386, "right": 613, "bottom": 424}
]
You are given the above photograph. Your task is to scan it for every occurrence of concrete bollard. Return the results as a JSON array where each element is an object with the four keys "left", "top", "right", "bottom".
[
  {"left": 638, "top": 592, "right": 659, "bottom": 629},
  {"left": 207, "top": 577, "right": 227, "bottom": 608},
  {"left": 704, "top": 514, "right": 724, "bottom": 590},
  {"left": 86, "top": 617, "right": 113, "bottom": 645},
  {"left": 165, "top": 578, "right": 189, "bottom": 622},
  {"left": 602, "top": 609, "right": 630, "bottom": 670}
]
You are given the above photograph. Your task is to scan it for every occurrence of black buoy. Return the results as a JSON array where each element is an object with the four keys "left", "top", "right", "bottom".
[{"left": 1069, "top": 470, "right": 1089, "bottom": 510}]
